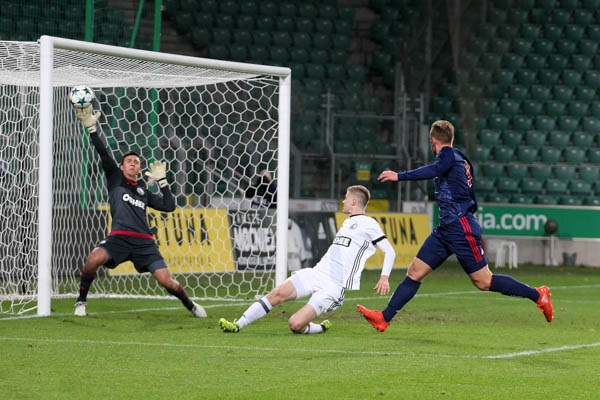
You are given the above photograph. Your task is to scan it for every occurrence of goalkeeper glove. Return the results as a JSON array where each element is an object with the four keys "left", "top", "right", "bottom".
[
  {"left": 145, "top": 161, "right": 168, "bottom": 188},
  {"left": 75, "top": 106, "right": 101, "bottom": 133}
]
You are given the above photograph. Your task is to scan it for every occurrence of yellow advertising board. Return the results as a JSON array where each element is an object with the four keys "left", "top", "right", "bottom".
[
  {"left": 100, "top": 206, "right": 235, "bottom": 275},
  {"left": 334, "top": 212, "right": 430, "bottom": 269}
]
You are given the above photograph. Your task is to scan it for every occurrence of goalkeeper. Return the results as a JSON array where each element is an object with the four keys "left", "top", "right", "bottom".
[{"left": 73, "top": 105, "right": 206, "bottom": 318}]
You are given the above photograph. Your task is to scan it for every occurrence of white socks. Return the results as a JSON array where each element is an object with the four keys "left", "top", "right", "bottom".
[{"left": 236, "top": 297, "right": 273, "bottom": 329}]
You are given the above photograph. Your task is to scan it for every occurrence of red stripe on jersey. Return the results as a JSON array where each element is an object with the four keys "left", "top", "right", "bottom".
[
  {"left": 110, "top": 230, "right": 153, "bottom": 239},
  {"left": 459, "top": 216, "right": 482, "bottom": 263}
]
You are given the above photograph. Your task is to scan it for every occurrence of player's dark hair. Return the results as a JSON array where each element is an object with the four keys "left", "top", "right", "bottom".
[
  {"left": 347, "top": 185, "right": 370, "bottom": 207},
  {"left": 120, "top": 150, "right": 140, "bottom": 165},
  {"left": 430, "top": 120, "right": 454, "bottom": 144}
]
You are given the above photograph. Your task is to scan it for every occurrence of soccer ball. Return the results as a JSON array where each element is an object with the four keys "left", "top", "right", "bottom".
[{"left": 69, "top": 85, "right": 95, "bottom": 109}]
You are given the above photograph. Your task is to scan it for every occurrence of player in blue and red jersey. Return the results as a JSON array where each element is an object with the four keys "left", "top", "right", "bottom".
[
  {"left": 357, "top": 120, "right": 553, "bottom": 332},
  {"left": 72, "top": 105, "right": 206, "bottom": 318}
]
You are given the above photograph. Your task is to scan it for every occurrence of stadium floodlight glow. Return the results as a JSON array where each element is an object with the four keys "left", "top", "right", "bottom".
[{"left": 0, "top": 36, "right": 291, "bottom": 316}]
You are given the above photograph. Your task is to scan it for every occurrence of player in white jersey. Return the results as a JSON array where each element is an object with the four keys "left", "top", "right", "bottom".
[{"left": 218, "top": 185, "right": 396, "bottom": 334}]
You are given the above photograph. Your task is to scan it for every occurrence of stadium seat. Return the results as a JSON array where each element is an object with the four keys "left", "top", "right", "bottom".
[
  {"left": 547, "top": 54, "right": 569, "bottom": 70},
  {"left": 526, "top": 54, "right": 546, "bottom": 69},
  {"left": 534, "top": 38, "right": 555, "bottom": 55},
  {"left": 530, "top": 85, "right": 551, "bottom": 101},
  {"left": 310, "top": 49, "right": 329, "bottom": 64},
  {"left": 471, "top": 144, "right": 492, "bottom": 162},
  {"left": 544, "top": 101, "right": 566, "bottom": 117},
  {"left": 574, "top": 86, "right": 596, "bottom": 102},
  {"left": 559, "top": 196, "right": 584, "bottom": 206},
  {"left": 233, "top": 30, "right": 253, "bottom": 45},
  {"left": 564, "top": 24, "right": 585, "bottom": 41},
  {"left": 551, "top": 9, "right": 571, "bottom": 25},
  {"left": 479, "top": 23, "right": 498, "bottom": 39},
  {"left": 522, "top": 100, "right": 544, "bottom": 116},
  {"left": 512, "top": 116, "right": 533, "bottom": 131},
  {"left": 570, "top": 131, "right": 593, "bottom": 148},
  {"left": 511, "top": 38, "right": 532, "bottom": 55},
  {"left": 486, "top": 193, "right": 511, "bottom": 203},
  {"left": 481, "top": 53, "right": 503, "bottom": 69},
  {"left": 520, "top": 177, "right": 543, "bottom": 194},
  {"left": 239, "top": 0, "right": 259, "bottom": 15},
  {"left": 511, "top": 193, "right": 536, "bottom": 204},
  {"left": 587, "top": 148, "right": 600, "bottom": 164},
  {"left": 516, "top": 146, "right": 539, "bottom": 163},
  {"left": 529, "top": 165, "right": 552, "bottom": 180},
  {"left": 556, "top": 39, "right": 577, "bottom": 55},
  {"left": 479, "top": 129, "right": 501, "bottom": 146},
  {"left": 501, "top": 53, "right": 524, "bottom": 70},
  {"left": 493, "top": 145, "right": 515, "bottom": 162},
  {"left": 502, "top": 130, "right": 523, "bottom": 146},
  {"left": 583, "top": 197, "right": 600, "bottom": 206},
  {"left": 552, "top": 85, "right": 574, "bottom": 102},
  {"left": 521, "top": 23, "right": 541, "bottom": 40},
  {"left": 498, "top": 24, "right": 519, "bottom": 39},
  {"left": 535, "top": 194, "right": 558, "bottom": 205},
  {"left": 488, "top": 8, "right": 508, "bottom": 24},
  {"left": 553, "top": 165, "right": 577, "bottom": 180},
  {"left": 569, "top": 179, "right": 593, "bottom": 196},
  {"left": 543, "top": 24, "right": 563, "bottom": 40},
  {"left": 477, "top": 178, "right": 497, "bottom": 194},
  {"left": 487, "top": 114, "right": 510, "bottom": 131},
  {"left": 496, "top": 177, "right": 520, "bottom": 193},
  {"left": 539, "top": 146, "right": 562, "bottom": 163},
  {"left": 570, "top": 55, "right": 592, "bottom": 72},
  {"left": 477, "top": 98, "right": 498, "bottom": 115},
  {"left": 499, "top": 99, "right": 521, "bottom": 116},
  {"left": 583, "top": 71, "right": 600, "bottom": 89},
  {"left": 506, "top": 164, "right": 528, "bottom": 179},
  {"left": 545, "top": 178, "right": 568, "bottom": 194},
  {"left": 524, "top": 130, "right": 547, "bottom": 146},
  {"left": 586, "top": 24, "right": 600, "bottom": 41},
  {"left": 508, "top": 84, "right": 529, "bottom": 100},
  {"left": 567, "top": 101, "right": 589, "bottom": 118},
  {"left": 482, "top": 164, "right": 505, "bottom": 178},
  {"left": 582, "top": 117, "right": 600, "bottom": 133},
  {"left": 557, "top": 116, "right": 579, "bottom": 131},
  {"left": 548, "top": 130, "right": 571, "bottom": 147},
  {"left": 578, "top": 166, "right": 600, "bottom": 182},
  {"left": 534, "top": 115, "right": 556, "bottom": 131}
]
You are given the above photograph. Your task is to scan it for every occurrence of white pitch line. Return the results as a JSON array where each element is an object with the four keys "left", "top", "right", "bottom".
[{"left": 1, "top": 336, "right": 599, "bottom": 360}]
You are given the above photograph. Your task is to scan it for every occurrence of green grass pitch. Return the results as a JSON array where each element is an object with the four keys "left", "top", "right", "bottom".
[{"left": 1, "top": 263, "right": 599, "bottom": 399}]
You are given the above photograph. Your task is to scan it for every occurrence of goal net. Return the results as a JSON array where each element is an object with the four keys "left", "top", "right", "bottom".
[{"left": 0, "top": 37, "right": 290, "bottom": 316}]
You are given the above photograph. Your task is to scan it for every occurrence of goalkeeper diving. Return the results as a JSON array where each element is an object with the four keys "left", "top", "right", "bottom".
[{"left": 72, "top": 97, "right": 206, "bottom": 318}]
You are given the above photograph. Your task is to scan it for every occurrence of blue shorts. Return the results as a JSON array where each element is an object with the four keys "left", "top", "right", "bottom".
[
  {"left": 416, "top": 214, "right": 487, "bottom": 274},
  {"left": 97, "top": 234, "right": 167, "bottom": 273}
]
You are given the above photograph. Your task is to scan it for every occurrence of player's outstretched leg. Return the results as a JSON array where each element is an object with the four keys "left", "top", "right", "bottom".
[
  {"left": 191, "top": 301, "right": 207, "bottom": 318},
  {"left": 536, "top": 286, "right": 553, "bottom": 322},
  {"left": 74, "top": 301, "right": 87, "bottom": 316},
  {"left": 357, "top": 304, "right": 389, "bottom": 332}
]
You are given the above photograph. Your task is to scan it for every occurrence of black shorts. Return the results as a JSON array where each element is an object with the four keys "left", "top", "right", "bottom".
[{"left": 97, "top": 235, "right": 167, "bottom": 273}]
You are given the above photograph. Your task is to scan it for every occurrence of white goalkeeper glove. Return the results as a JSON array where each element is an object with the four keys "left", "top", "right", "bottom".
[
  {"left": 75, "top": 106, "right": 101, "bottom": 133},
  {"left": 145, "top": 161, "right": 168, "bottom": 188}
]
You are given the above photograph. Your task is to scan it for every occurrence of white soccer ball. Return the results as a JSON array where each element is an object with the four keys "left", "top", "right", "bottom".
[{"left": 69, "top": 85, "right": 95, "bottom": 109}]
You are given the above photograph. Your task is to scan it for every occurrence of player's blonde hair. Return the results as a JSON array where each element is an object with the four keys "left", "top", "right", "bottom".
[
  {"left": 430, "top": 120, "right": 454, "bottom": 144},
  {"left": 347, "top": 185, "right": 370, "bottom": 208}
]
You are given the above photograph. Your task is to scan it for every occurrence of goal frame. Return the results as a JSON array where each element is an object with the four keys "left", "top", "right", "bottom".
[{"left": 37, "top": 35, "right": 291, "bottom": 316}]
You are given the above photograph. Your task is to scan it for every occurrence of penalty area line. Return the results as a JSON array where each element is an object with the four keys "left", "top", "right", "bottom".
[{"left": 1, "top": 336, "right": 599, "bottom": 360}]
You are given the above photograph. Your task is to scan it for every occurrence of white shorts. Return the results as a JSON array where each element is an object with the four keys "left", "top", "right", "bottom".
[{"left": 290, "top": 268, "right": 346, "bottom": 316}]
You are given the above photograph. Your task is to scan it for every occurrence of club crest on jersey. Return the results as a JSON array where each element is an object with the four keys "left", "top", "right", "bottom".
[
  {"left": 136, "top": 187, "right": 145, "bottom": 196},
  {"left": 332, "top": 236, "right": 351, "bottom": 247}
]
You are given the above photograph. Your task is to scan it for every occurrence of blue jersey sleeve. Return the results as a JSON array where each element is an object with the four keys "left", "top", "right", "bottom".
[{"left": 397, "top": 147, "right": 454, "bottom": 181}]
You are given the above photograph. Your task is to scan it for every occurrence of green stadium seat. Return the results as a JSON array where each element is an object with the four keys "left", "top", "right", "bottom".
[
  {"left": 550, "top": 9, "right": 571, "bottom": 25},
  {"left": 493, "top": 145, "right": 515, "bottom": 162},
  {"left": 545, "top": 178, "right": 568, "bottom": 194},
  {"left": 539, "top": 146, "right": 562, "bottom": 163},
  {"left": 556, "top": 39, "right": 577, "bottom": 55},
  {"left": 289, "top": 48, "right": 309, "bottom": 63},
  {"left": 269, "top": 46, "right": 289, "bottom": 64},
  {"left": 479, "top": 129, "right": 501, "bottom": 146},
  {"left": 529, "top": 165, "right": 552, "bottom": 180},
  {"left": 522, "top": 100, "right": 544, "bottom": 116},
  {"left": 543, "top": 24, "right": 563, "bottom": 40},
  {"left": 583, "top": 197, "right": 600, "bottom": 206},
  {"left": 496, "top": 177, "right": 520, "bottom": 193},
  {"left": 534, "top": 115, "right": 556, "bottom": 131},
  {"left": 569, "top": 179, "right": 593, "bottom": 196},
  {"left": 298, "top": 3, "right": 317, "bottom": 18},
  {"left": 564, "top": 24, "right": 585, "bottom": 41},
  {"left": 471, "top": 144, "right": 492, "bottom": 162},
  {"left": 574, "top": 86, "right": 596, "bottom": 102},
  {"left": 499, "top": 99, "right": 521, "bottom": 116},
  {"left": 252, "top": 31, "right": 272, "bottom": 46},
  {"left": 512, "top": 115, "right": 534, "bottom": 131},
  {"left": 508, "top": 84, "right": 529, "bottom": 100},
  {"left": 332, "top": 34, "right": 351, "bottom": 51},
  {"left": 272, "top": 31, "right": 292, "bottom": 47},
  {"left": 516, "top": 146, "right": 539, "bottom": 163},
  {"left": 591, "top": 102, "right": 600, "bottom": 117},
  {"left": 480, "top": 53, "right": 503, "bottom": 69},
  {"left": 561, "top": 70, "right": 582, "bottom": 86},
  {"left": 502, "top": 130, "right": 523, "bottom": 146},
  {"left": 259, "top": 1, "right": 278, "bottom": 16},
  {"left": 229, "top": 44, "right": 248, "bottom": 61},
  {"left": 582, "top": 117, "right": 600, "bottom": 132},
  {"left": 502, "top": 53, "right": 524, "bottom": 70},
  {"left": 315, "top": 18, "right": 334, "bottom": 34},
  {"left": 578, "top": 166, "right": 600, "bottom": 182},
  {"left": 547, "top": 54, "right": 569, "bottom": 70},
  {"left": 506, "top": 164, "right": 528, "bottom": 179},
  {"left": 552, "top": 85, "right": 574, "bottom": 102},
  {"left": 588, "top": 148, "right": 600, "bottom": 163},
  {"left": 511, "top": 38, "right": 533, "bottom": 56},
  {"left": 498, "top": 24, "right": 520, "bottom": 39},
  {"left": 482, "top": 164, "right": 505, "bottom": 178},
  {"left": 547, "top": 130, "right": 571, "bottom": 147},
  {"left": 477, "top": 178, "right": 497, "bottom": 194},
  {"left": 570, "top": 55, "right": 592, "bottom": 72},
  {"left": 566, "top": 101, "right": 588, "bottom": 118},
  {"left": 478, "top": 23, "right": 498, "bottom": 39},
  {"left": 515, "top": 69, "right": 537, "bottom": 85},
  {"left": 544, "top": 101, "right": 566, "bottom": 117},
  {"left": 530, "top": 85, "right": 551, "bottom": 101},
  {"left": 526, "top": 54, "right": 546, "bottom": 69},
  {"left": 214, "top": 14, "right": 235, "bottom": 28},
  {"left": 487, "top": 114, "right": 510, "bottom": 130},
  {"left": 486, "top": 193, "right": 511, "bottom": 203},
  {"left": 279, "top": 2, "right": 297, "bottom": 17},
  {"left": 570, "top": 131, "right": 593, "bottom": 148},
  {"left": 208, "top": 44, "right": 229, "bottom": 60},
  {"left": 212, "top": 28, "right": 231, "bottom": 45},
  {"left": 249, "top": 45, "right": 269, "bottom": 63},
  {"left": 534, "top": 38, "right": 555, "bottom": 55},
  {"left": 583, "top": 71, "right": 600, "bottom": 89},
  {"left": 312, "top": 33, "right": 331, "bottom": 50},
  {"left": 334, "top": 20, "right": 352, "bottom": 35},
  {"left": 236, "top": 15, "right": 255, "bottom": 30},
  {"left": 524, "top": 130, "right": 547, "bottom": 146},
  {"left": 239, "top": 0, "right": 259, "bottom": 15},
  {"left": 573, "top": 9, "right": 594, "bottom": 25},
  {"left": 556, "top": 116, "right": 579, "bottom": 131},
  {"left": 553, "top": 165, "right": 577, "bottom": 180},
  {"left": 535, "top": 195, "right": 559, "bottom": 205},
  {"left": 233, "top": 30, "right": 253, "bottom": 45},
  {"left": 586, "top": 24, "right": 600, "bottom": 41},
  {"left": 254, "top": 15, "right": 274, "bottom": 30},
  {"left": 488, "top": 8, "right": 508, "bottom": 24},
  {"left": 521, "top": 23, "right": 541, "bottom": 40},
  {"left": 511, "top": 193, "right": 536, "bottom": 204},
  {"left": 520, "top": 177, "right": 543, "bottom": 194},
  {"left": 578, "top": 40, "right": 598, "bottom": 57},
  {"left": 559, "top": 196, "right": 584, "bottom": 206},
  {"left": 305, "top": 63, "right": 326, "bottom": 79},
  {"left": 477, "top": 98, "right": 498, "bottom": 115},
  {"left": 581, "top": 0, "right": 600, "bottom": 8},
  {"left": 490, "top": 38, "right": 512, "bottom": 54}
]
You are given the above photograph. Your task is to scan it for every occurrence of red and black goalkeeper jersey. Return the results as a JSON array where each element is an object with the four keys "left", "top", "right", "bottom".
[{"left": 90, "top": 132, "right": 175, "bottom": 239}]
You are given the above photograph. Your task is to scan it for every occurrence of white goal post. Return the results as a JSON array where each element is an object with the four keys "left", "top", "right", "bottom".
[{"left": 0, "top": 36, "right": 291, "bottom": 316}]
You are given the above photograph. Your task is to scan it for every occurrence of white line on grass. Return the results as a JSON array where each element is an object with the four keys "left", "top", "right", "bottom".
[{"left": 1, "top": 336, "right": 599, "bottom": 360}]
